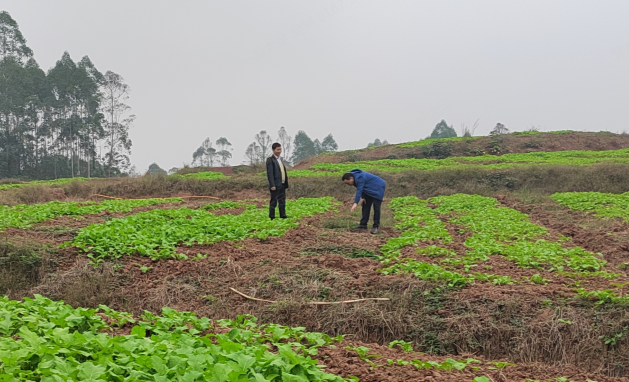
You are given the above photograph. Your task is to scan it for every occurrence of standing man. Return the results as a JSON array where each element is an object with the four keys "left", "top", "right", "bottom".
[
  {"left": 266, "top": 142, "right": 289, "bottom": 220},
  {"left": 342, "top": 169, "right": 386, "bottom": 234}
]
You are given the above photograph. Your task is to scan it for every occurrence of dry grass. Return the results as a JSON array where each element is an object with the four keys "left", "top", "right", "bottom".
[
  {"left": 2, "top": 162, "right": 629, "bottom": 206},
  {"left": 0, "top": 241, "right": 56, "bottom": 298},
  {"left": 30, "top": 259, "right": 126, "bottom": 308}
]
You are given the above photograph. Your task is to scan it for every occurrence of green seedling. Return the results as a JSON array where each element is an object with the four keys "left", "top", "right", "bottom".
[
  {"left": 388, "top": 340, "right": 414, "bottom": 352},
  {"left": 489, "top": 361, "right": 516, "bottom": 370}
]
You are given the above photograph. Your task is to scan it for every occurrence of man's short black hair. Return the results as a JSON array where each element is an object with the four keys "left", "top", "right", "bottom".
[
  {"left": 272, "top": 142, "right": 281, "bottom": 150},
  {"left": 341, "top": 173, "right": 354, "bottom": 181}
]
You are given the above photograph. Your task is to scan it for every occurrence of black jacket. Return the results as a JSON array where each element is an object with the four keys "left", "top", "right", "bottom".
[{"left": 266, "top": 156, "right": 289, "bottom": 190}]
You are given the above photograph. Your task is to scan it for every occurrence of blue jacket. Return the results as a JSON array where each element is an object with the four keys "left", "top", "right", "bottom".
[{"left": 350, "top": 169, "right": 386, "bottom": 203}]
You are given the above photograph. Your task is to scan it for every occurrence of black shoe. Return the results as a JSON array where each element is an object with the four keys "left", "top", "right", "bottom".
[
  {"left": 280, "top": 216, "right": 288, "bottom": 219},
  {"left": 370, "top": 227, "right": 379, "bottom": 234},
  {"left": 352, "top": 225, "right": 368, "bottom": 231}
]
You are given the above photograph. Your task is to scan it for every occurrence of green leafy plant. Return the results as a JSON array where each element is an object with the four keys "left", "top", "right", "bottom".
[
  {"left": 65, "top": 197, "right": 338, "bottom": 263},
  {"left": 0, "top": 197, "right": 182, "bottom": 230},
  {"left": 600, "top": 327, "right": 628, "bottom": 346},
  {"left": 551, "top": 191, "right": 629, "bottom": 221},
  {"left": 0, "top": 296, "right": 348, "bottom": 381},
  {"left": 170, "top": 171, "right": 228, "bottom": 180},
  {"left": 378, "top": 194, "right": 606, "bottom": 290},
  {"left": 0, "top": 177, "right": 90, "bottom": 191},
  {"left": 388, "top": 340, "right": 414, "bottom": 352},
  {"left": 489, "top": 361, "right": 516, "bottom": 370}
]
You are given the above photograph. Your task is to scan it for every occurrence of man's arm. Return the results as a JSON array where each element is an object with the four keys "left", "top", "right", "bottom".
[
  {"left": 353, "top": 176, "right": 364, "bottom": 204},
  {"left": 266, "top": 158, "right": 276, "bottom": 190}
]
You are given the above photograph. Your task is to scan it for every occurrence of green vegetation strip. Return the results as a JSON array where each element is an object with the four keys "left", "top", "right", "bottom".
[
  {"left": 0, "top": 198, "right": 182, "bottom": 230},
  {"left": 289, "top": 148, "right": 629, "bottom": 177},
  {"left": 0, "top": 177, "right": 89, "bottom": 191},
  {"left": 0, "top": 295, "right": 346, "bottom": 381},
  {"left": 67, "top": 197, "right": 337, "bottom": 262},
  {"left": 379, "top": 194, "right": 611, "bottom": 287},
  {"left": 551, "top": 191, "right": 629, "bottom": 221},
  {"left": 397, "top": 136, "right": 483, "bottom": 148},
  {"left": 171, "top": 171, "right": 228, "bottom": 180}
]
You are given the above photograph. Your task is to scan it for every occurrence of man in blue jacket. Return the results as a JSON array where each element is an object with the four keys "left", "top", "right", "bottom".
[{"left": 342, "top": 169, "right": 386, "bottom": 234}]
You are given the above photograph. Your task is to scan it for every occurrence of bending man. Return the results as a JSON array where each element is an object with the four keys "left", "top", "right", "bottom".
[
  {"left": 266, "top": 142, "right": 289, "bottom": 220},
  {"left": 342, "top": 169, "right": 386, "bottom": 234}
]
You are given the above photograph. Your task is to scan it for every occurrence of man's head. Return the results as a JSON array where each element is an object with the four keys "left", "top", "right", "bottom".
[
  {"left": 341, "top": 173, "right": 354, "bottom": 186},
  {"left": 272, "top": 142, "right": 282, "bottom": 156}
]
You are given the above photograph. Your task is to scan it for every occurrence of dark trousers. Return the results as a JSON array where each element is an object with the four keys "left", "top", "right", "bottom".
[
  {"left": 360, "top": 194, "right": 382, "bottom": 228},
  {"left": 269, "top": 185, "right": 287, "bottom": 219}
]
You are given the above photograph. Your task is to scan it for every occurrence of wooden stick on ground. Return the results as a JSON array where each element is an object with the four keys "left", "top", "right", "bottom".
[{"left": 229, "top": 287, "right": 390, "bottom": 305}]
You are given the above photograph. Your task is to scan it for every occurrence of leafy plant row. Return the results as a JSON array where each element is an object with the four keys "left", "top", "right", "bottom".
[
  {"left": 0, "top": 177, "right": 89, "bottom": 191},
  {"left": 347, "top": 342, "right": 594, "bottom": 382},
  {"left": 170, "top": 171, "right": 228, "bottom": 180},
  {"left": 0, "top": 295, "right": 346, "bottom": 381},
  {"left": 378, "top": 194, "right": 611, "bottom": 288},
  {"left": 0, "top": 170, "right": 229, "bottom": 192},
  {"left": 397, "top": 135, "right": 483, "bottom": 148},
  {"left": 551, "top": 191, "right": 629, "bottom": 221},
  {"left": 0, "top": 198, "right": 183, "bottom": 230},
  {"left": 288, "top": 148, "right": 629, "bottom": 177},
  {"left": 346, "top": 342, "right": 481, "bottom": 371},
  {"left": 66, "top": 197, "right": 338, "bottom": 263}
]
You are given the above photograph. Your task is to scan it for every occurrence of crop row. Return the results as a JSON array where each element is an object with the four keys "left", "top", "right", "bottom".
[
  {"left": 0, "top": 171, "right": 229, "bottom": 192},
  {"left": 378, "top": 194, "right": 612, "bottom": 287},
  {"left": 551, "top": 191, "right": 629, "bottom": 221},
  {"left": 287, "top": 148, "right": 629, "bottom": 177},
  {"left": 0, "top": 198, "right": 183, "bottom": 230},
  {"left": 0, "top": 177, "right": 89, "bottom": 191},
  {"left": 66, "top": 197, "right": 337, "bottom": 263},
  {"left": 170, "top": 171, "right": 228, "bottom": 180},
  {"left": 0, "top": 295, "right": 346, "bottom": 381}
]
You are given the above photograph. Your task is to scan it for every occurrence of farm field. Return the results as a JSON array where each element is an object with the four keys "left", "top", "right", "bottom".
[
  {"left": 4, "top": 133, "right": 629, "bottom": 381},
  {"left": 0, "top": 170, "right": 228, "bottom": 191},
  {"left": 4, "top": 131, "right": 629, "bottom": 190},
  {"left": 288, "top": 148, "right": 629, "bottom": 178},
  {"left": 3, "top": 186, "right": 629, "bottom": 381}
]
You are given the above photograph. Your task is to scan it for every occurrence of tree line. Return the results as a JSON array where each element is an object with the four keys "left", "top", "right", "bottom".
[
  {"left": 0, "top": 11, "right": 133, "bottom": 180},
  {"left": 244, "top": 127, "right": 338, "bottom": 166},
  {"left": 186, "top": 127, "right": 339, "bottom": 168}
]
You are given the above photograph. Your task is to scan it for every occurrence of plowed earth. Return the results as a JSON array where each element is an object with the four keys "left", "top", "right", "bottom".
[{"left": 4, "top": 197, "right": 629, "bottom": 381}]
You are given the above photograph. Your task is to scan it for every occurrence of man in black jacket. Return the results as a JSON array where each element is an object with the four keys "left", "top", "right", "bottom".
[{"left": 266, "top": 142, "right": 289, "bottom": 220}]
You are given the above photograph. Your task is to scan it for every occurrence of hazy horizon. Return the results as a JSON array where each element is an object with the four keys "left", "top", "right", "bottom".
[{"left": 3, "top": 0, "right": 628, "bottom": 172}]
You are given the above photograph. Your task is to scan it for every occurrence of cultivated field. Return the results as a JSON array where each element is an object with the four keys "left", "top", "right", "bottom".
[{"left": 3, "top": 132, "right": 629, "bottom": 381}]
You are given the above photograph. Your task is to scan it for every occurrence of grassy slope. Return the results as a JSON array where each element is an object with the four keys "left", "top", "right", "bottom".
[{"left": 294, "top": 131, "right": 629, "bottom": 169}]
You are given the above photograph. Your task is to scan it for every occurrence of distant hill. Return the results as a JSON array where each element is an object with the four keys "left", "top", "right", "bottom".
[{"left": 294, "top": 131, "right": 629, "bottom": 169}]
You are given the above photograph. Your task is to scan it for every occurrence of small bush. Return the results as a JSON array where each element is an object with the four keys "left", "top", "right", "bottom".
[{"left": 422, "top": 142, "right": 453, "bottom": 159}]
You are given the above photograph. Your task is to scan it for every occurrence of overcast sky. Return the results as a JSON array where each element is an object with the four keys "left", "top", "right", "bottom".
[{"left": 3, "top": 1, "right": 629, "bottom": 171}]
